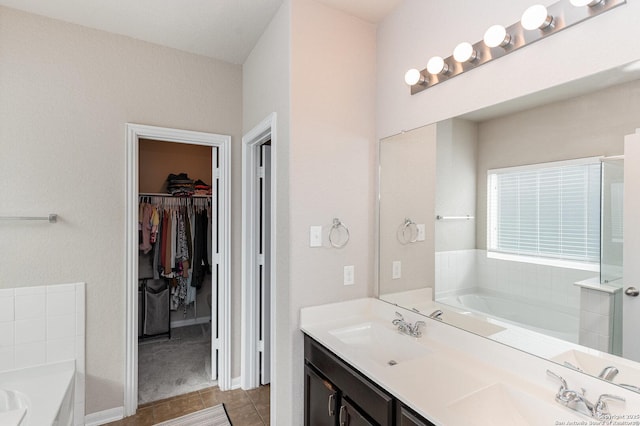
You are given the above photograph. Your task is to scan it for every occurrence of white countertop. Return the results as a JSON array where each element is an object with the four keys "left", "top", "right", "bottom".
[{"left": 300, "top": 298, "right": 640, "bottom": 425}]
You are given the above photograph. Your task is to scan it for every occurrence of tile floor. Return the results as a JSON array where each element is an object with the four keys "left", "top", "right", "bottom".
[{"left": 106, "top": 384, "right": 270, "bottom": 425}]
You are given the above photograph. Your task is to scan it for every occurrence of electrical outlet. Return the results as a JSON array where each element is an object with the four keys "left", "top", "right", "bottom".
[
  {"left": 392, "top": 261, "right": 401, "bottom": 279},
  {"left": 310, "top": 226, "right": 322, "bottom": 247},
  {"left": 416, "top": 224, "right": 426, "bottom": 241},
  {"left": 344, "top": 265, "right": 355, "bottom": 285}
]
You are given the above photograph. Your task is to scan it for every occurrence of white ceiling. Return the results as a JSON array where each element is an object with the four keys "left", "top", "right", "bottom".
[
  {"left": 0, "top": 0, "right": 401, "bottom": 64},
  {"left": 315, "top": 0, "right": 401, "bottom": 25}
]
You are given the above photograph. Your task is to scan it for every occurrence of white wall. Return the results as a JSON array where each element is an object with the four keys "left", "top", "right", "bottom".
[
  {"left": 379, "top": 124, "right": 436, "bottom": 296},
  {"left": 243, "top": 1, "right": 291, "bottom": 424},
  {"left": 244, "top": 2, "right": 377, "bottom": 424},
  {"left": 244, "top": 3, "right": 377, "bottom": 424},
  {"left": 377, "top": 0, "right": 640, "bottom": 138},
  {"left": 0, "top": 6, "right": 242, "bottom": 415},
  {"left": 289, "top": 0, "right": 377, "bottom": 423}
]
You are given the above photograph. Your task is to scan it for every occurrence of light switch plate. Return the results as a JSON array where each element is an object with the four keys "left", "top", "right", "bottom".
[
  {"left": 416, "top": 224, "right": 426, "bottom": 241},
  {"left": 392, "top": 261, "right": 401, "bottom": 279},
  {"left": 310, "top": 226, "right": 322, "bottom": 247},
  {"left": 344, "top": 265, "right": 355, "bottom": 285}
]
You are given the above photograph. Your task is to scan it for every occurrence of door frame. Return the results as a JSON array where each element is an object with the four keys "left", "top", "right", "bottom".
[
  {"left": 124, "top": 123, "right": 232, "bottom": 416},
  {"left": 623, "top": 129, "right": 640, "bottom": 362},
  {"left": 241, "top": 113, "right": 277, "bottom": 391}
]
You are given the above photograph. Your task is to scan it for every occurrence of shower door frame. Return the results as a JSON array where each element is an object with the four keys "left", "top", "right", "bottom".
[{"left": 124, "top": 123, "right": 232, "bottom": 417}]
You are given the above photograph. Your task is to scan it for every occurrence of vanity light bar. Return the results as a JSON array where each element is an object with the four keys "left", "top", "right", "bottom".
[{"left": 406, "top": 0, "right": 626, "bottom": 95}]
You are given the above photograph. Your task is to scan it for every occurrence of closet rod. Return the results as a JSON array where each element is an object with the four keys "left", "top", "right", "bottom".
[
  {"left": 0, "top": 214, "right": 57, "bottom": 223},
  {"left": 139, "top": 192, "right": 211, "bottom": 198}
]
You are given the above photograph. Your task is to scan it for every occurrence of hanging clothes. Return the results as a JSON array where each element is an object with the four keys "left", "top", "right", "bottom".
[
  {"left": 139, "top": 203, "right": 153, "bottom": 254},
  {"left": 138, "top": 194, "right": 211, "bottom": 312},
  {"left": 191, "top": 209, "right": 210, "bottom": 289}
]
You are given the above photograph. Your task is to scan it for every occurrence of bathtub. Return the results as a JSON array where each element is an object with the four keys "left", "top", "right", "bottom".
[
  {"left": 437, "top": 292, "right": 579, "bottom": 343},
  {"left": 0, "top": 360, "right": 75, "bottom": 425}
]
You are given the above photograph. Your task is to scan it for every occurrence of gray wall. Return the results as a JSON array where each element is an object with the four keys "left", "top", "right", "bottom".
[
  {"left": 0, "top": 6, "right": 243, "bottom": 415},
  {"left": 435, "top": 118, "right": 478, "bottom": 252},
  {"left": 376, "top": 0, "right": 640, "bottom": 139},
  {"left": 379, "top": 124, "right": 437, "bottom": 295}
]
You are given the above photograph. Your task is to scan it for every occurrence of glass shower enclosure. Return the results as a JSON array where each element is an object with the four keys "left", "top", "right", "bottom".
[{"left": 601, "top": 158, "right": 624, "bottom": 284}]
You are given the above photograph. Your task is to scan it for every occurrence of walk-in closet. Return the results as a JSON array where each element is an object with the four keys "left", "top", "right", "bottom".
[{"left": 137, "top": 138, "right": 219, "bottom": 404}]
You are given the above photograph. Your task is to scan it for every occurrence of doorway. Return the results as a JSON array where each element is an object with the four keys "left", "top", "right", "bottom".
[
  {"left": 125, "top": 124, "right": 231, "bottom": 417},
  {"left": 242, "top": 113, "right": 276, "bottom": 394},
  {"left": 137, "top": 139, "right": 216, "bottom": 404}
]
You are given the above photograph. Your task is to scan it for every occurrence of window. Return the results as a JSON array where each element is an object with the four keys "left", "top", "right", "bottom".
[{"left": 487, "top": 158, "right": 601, "bottom": 269}]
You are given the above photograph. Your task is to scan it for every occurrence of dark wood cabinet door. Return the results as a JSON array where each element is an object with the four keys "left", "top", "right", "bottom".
[
  {"left": 396, "top": 404, "right": 434, "bottom": 426},
  {"left": 305, "top": 365, "right": 338, "bottom": 426},
  {"left": 338, "top": 399, "right": 374, "bottom": 426}
]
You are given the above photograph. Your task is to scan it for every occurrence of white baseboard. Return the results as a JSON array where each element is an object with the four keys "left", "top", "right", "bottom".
[
  {"left": 85, "top": 406, "right": 124, "bottom": 426},
  {"left": 231, "top": 376, "right": 242, "bottom": 390},
  {"left": 170, "top": 316, "right": 211, "bottom": 329}
]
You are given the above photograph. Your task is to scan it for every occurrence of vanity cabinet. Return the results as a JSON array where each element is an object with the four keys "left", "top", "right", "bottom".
[{"left": 304, "top": 335, "right": 434, "bottom": 426}]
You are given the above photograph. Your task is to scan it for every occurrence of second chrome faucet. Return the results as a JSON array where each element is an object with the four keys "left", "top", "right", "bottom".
[{"left": 547, "top": 370, "right": 625, "bottom": 420}]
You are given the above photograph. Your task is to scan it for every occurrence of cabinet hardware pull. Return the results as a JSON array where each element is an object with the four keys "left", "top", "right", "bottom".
[
  {"left": 339, "top": 405, "right": 348, "bottom": 426},
  {"left": 327, "top": 394, "right": 335, "bottom": 416}
]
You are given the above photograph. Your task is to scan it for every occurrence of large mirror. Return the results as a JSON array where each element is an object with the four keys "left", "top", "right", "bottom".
[{"left": 379, "top": 60, "right": 640, "bottom": 393}]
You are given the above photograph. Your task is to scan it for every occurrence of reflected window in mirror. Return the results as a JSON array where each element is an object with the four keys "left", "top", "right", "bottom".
[{"left": 487, "top": 157, "right": 601, "bottom": 272}]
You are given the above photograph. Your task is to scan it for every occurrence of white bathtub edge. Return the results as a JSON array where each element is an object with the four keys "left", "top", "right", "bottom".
[{"left": 84, "top": 406, "right": 124, "bottom": 426}]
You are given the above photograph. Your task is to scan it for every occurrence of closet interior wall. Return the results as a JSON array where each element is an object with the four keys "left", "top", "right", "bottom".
[{"left": 138, "top": 138, "right": 213, "bottom": 325}]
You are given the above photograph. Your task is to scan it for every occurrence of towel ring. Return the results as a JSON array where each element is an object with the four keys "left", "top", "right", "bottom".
[
  {"left": 329, "top": 218, "right": 350, "bottom": 248},
  {"left": 397, "top": 218, "right": 418, "bottom": 245}
]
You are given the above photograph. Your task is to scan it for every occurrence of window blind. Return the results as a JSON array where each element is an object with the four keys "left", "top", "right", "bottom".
[{"left": 488, "top": 160, "right": 601, "bottom": 264}]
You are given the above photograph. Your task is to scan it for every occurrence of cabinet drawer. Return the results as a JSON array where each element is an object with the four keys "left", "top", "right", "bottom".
[{"left": 304, "top": 335, "right": 394, "bottom": 425}]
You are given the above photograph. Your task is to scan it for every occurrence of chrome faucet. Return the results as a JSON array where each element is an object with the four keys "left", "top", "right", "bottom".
[
  {"left": 547, "top": 370, "right": 625, "bottom": 420},
  {"left": 392, "top": 312, "right": 426, "bottom": 338},
  {"left": 598, "top": 366, "right": 619, "bottom": 382},
  {"left": 428, "top": 309, "right": 443, "bottom": 320}
]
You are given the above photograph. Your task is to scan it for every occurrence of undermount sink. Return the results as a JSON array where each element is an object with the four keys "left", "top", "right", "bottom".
[
  {"left": 329, "top": 321, "right": 432, "bottom": 366},
  {"left": 446, "top": 383, "right": 584, "bottom": 425},
  {"left": 552, "top": 350, "right": 640, "bottom": 392},
  {"left": 0, "top": 389, "right": 29, "bottom": 426}
]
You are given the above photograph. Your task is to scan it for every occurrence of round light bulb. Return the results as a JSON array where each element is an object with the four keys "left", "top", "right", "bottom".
[
  {"left": 570, "top": 0, "right": 604, "bottom": 6},
  {"left": 453, "top": 42, "right": 477, "bottom": 63},
  {"left": 484, "top": 24, "right": 511, "bottom": 48},
  {"left": 521, "top": 5, "right": 553, "bottom": 30},
  {"left": 426, "top": 56, "right": 448, "bottom": 75},
  {"left": 404, "top": 68, "right": 423, "bottom": 86}
]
